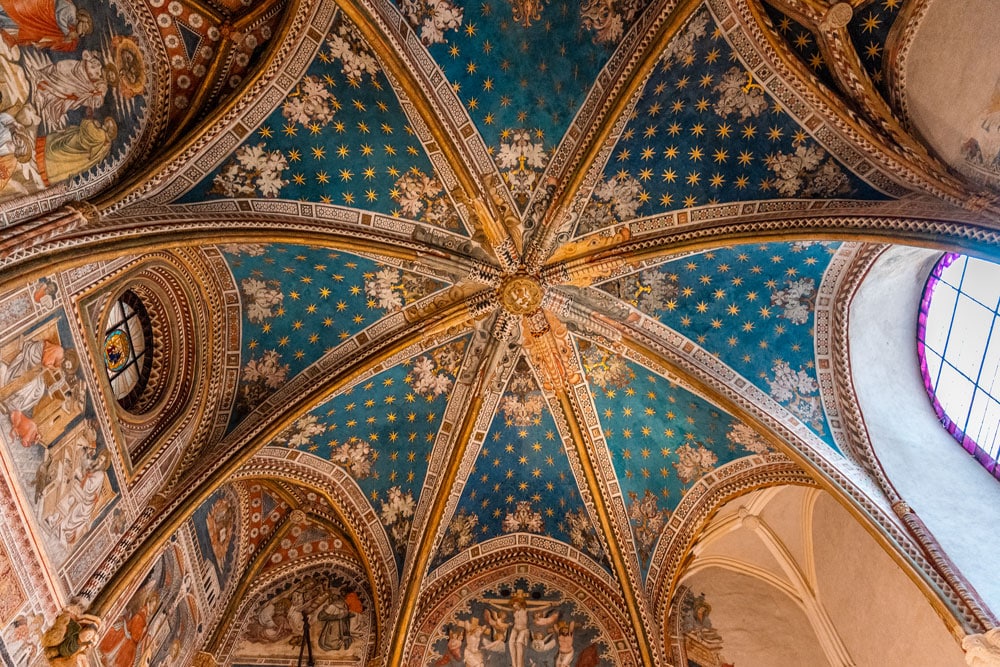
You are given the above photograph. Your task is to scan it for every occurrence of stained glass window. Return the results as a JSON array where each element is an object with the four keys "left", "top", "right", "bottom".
[
  {"left": 917, "top": 253, "right": 1000, "bottom": 478},
  {"left": 104, "top": 290, "right": 152, "bottom": 410}
]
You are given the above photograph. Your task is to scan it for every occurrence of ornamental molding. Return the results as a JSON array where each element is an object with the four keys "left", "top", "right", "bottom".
[
  {"left": 885, "top": 0, "right": 933, "bottom": 135},
  {"left": 232, "top": 448, "right": 397, "bottom": 635},
  {"left": 645, "top": 454, "right": 815, "bottom": 633}
]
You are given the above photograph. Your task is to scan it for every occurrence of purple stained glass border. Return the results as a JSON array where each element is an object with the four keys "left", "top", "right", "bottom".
[{"left": 916, "top": 252, "right": 1000, "bottom": 479}]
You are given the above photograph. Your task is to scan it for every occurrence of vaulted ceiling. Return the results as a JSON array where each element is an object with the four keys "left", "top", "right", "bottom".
[{"left": 0, "top": 0, "right": 997, "bottom": 665}]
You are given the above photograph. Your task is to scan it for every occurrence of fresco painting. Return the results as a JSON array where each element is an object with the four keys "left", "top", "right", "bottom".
[
  {"left": 0, "top": 539, "right": 30, "bottom": 667},
  {"left": 98, "top": 541, "right": 199, "bottom": 667},
  {"left": 0, "top": 313, "right": 120, "bottom": 567},
  {"left": 673, "top": 588, "right": 731, "bottom": 667},
  {"left": 192, "top": 485, "right": 239, "bottom": 603},
  {"left": 0, "top": 0, "right": 147, "bottom": 201},
  {"left": 428, "top": 579, "right": 614, "bottom": 667},
  {"left": 0, "top": 611, "right": 43, "bottom": 666},
  {"left": 961, "top": 79, "right": 1000, "bottom": 184},
  {"left": 233, "top": 568, "right": 373, "bottom": 663},
  {"left": 0, "top": 538, "right": 25, "bottom": 628}
]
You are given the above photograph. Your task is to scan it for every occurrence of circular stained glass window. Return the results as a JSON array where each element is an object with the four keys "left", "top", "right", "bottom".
[
  {"left": 917, "top": 253, "right": 1000, "bottom": 477},
  {"left": 104, "top": 290, "right": 153, "bottom": 410}
]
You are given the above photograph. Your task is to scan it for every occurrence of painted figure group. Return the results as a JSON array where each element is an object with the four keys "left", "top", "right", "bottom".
[
  {"left": 0, "top": 0, "right": 143, "bottom": 198},
  {"left": 241, "top": 572, "right": 366, "bottom": 657},
  {"left": 0, "top": 325, "right": 117, "bottom": 564},
  {"left": 437, "top": 591, "right": 599, "bottom": 667}
]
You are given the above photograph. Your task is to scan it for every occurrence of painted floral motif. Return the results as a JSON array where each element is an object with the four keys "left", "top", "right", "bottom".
[
  {"left": 276, "top": 414, "right": 326, "bottom": 449},
  {"left": 499, "top": 363, "right": 546, "bottom": 427},
  {"left": 764, "top": 144, "right": 850, "bottom": 197},
  {"left": 791, "top": 240, "right": 826, "bottom": 252},
  {"left": 364, "top": 266, "right": 440, "bottom": 313},
  {"left": 238, "top": 349, "right": 289, "bottom": 415},
  {"left": 628, "top": 489, "right": 669, "bottom": 565},
  {"left": 281, "top": 75, "right": 337, "bottom": 127},
  {"left": 408, "top": 339, "right": 464, "bottom": 398},
  {"left": 561, "top": 508, "right": 605, "bottom": 561},
  {"left": 439, "top": 509, "right": 479, "bottom": 559},
  {"left": 726, "top": 421, "right": 772, "bottom": 455},
  {"left": 219, "top": 243, "right": 266, "bottom": 256},
  {"left": 380, "top": 486, "right": 416, "bottom": 549},
  {"left": 579, "top": 341, "right": 635, "bottom": 390},
  {"left": 577, "top": 175, "right": 645, "bottom": 235},
  {"left": 580, "top": 0, "right": 644, "bottom": 44},
  {"left": 393, "top": 168, "right": 460, "bottom": 229},
  {"left": 497, "top": 128, "right": 547, "bottom": 203},
  {"left": 502, "top": 500, "right": 544, "bottom": 533},
  {"left": 770, "top": 277, "right": 816, "bottom": 325},
  {"left": 767, "top": 360, "right": 825, "bottom": 434},
  {"left": 660, "top": 10, "right": 709, "bottom": 67},
  {"left": 673, "top": 442, "right": 718, "bottom": 484},
  {"left": 240, "top": 277, "right": 284, "bottom": 324},
  {"left": 399, "top": 0, "right": 464, "bottom": 45},
  {"left": 606, "top": 269, "right": 679, "bottom": 314},
  {"left": 713, "top": 66, "right": 768, "bottom": 121},
  {"left": 331, "top": 436, "right": 373, "bottom": 479},
  {"left": 210, "top": 143, "right": 289, "bottom": 198},
  {"left": 509, "top": 0, "right": 547, "bottom": 27},
  {"left": 327, "top": 15, "right": 379, "bottom": 82}
]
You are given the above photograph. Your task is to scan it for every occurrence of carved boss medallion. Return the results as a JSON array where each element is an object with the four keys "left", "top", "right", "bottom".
[{"left": 499, "top": 274, "right": 543, "bottom": 315}]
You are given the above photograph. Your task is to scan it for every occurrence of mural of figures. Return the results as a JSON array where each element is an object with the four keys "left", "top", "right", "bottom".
[
  {"left": 234, "top": 568, "right": 372, "bottom": 663},
  {"left": 98, "top": 541, "right": 199, "bottom": 667},
  {"left": 0, "top": 314, "right": 119, "bottom": 566},
  {"left": 0, "top": 0, "right": 145, "bottom": 201},
  {"left": 428, "top": 580, "right": 612, "bottom": 667},
  {"left": 674, "top": 588, "right": 732, "bottom": 667},
  {"left": 192, "top": 486, "right": 239, "bottom": 605},
  {"left": 961, "top": 81, "right": 1000, "bottom": 181},
  {"left": 1, "top": 612, "right": 44, "bottom": 666},
  {"left": 0, "top": 539, "right": 26, "bottom": 627}
]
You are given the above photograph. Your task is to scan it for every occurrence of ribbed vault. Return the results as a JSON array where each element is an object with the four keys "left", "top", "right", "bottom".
[{"left": 0, "top": 0, "right": 996, "bottom": 665}]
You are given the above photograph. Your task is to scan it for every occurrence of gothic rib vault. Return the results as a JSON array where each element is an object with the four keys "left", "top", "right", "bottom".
[{"left": 0, "top": 0, "right": 999, "bottom": 665}]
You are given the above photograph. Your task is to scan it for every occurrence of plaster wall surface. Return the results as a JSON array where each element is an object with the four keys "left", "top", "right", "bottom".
[
  {"left": 849, "top": 244, "right": 1000, "bottom": 610},
  {"left": 683, "top": 566, "right": 829, "bottom": 667},
  {"left": 812, "top": 493, "right": 965, "bottom": 666},
  {"left": 905, "top": 0, "right": 1000, "bottom": 187}
]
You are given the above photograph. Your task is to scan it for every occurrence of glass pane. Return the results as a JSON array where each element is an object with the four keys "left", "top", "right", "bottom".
[
  {"left": 980, "top": 332, "right": 1000, "bottom": 396},
  {"left": 922, "top": 283, "right": 957, "bottom": 355},
  {"left": 126, "top": 315, "right": 146, "bottom": 356},
  {"left": 923, "top": 349, "right": 943, "bottom": 389},
  {"left": 938, "top": 255, "right": 967, "bottom": 289},
  {"left": 937, "top": 361, "right": 975, "bottom": 431},
  {"left": 947, "top": 296, "right": 993, "bottom": 381},
  {"left": 106, "top": 300, "right": 125, "bottom": 331},
  {"left": 111, "top": 363, "right": 139, "bottom": 400},
  {"left": 970, "top": 393, "right": 1000, "bottom": 460},
  {"left": 960, "top": 257, "right": 1000, "bottom": 309}
]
